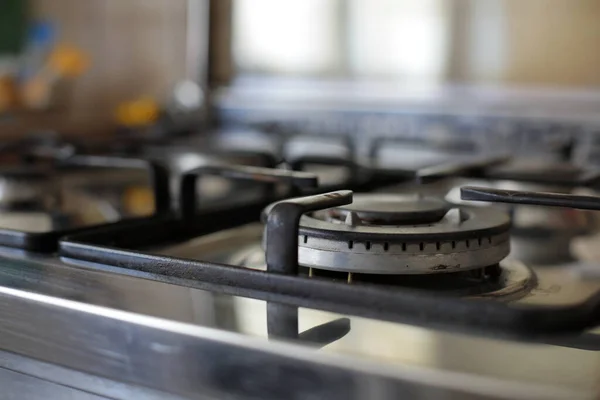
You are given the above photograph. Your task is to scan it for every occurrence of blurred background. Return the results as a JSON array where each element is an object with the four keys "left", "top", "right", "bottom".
[
  {"left": 1, "top": 0, "right": 600, "bottom": 141},
  {"left": 227, "top": 0, "right": 600, "bottom": 85}
]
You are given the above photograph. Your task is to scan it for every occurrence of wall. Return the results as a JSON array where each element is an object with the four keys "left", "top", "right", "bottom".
[
  {"left": 32, "top": 0, "right": 189, "bottom": 120},
  {"left": 504, "top": 0, "right": 600, "bottom": 86}
]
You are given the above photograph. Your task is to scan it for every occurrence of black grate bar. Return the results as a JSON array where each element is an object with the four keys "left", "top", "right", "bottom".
[
  {"left": 180, "top": 164, "right": 318, "bottom": 218},
  {"left": 265, "top": 190, "right": 353, "bottom": 275},
  {"left": 461, "top": 186, "right": 600, "bottom": 210},
  {"left": 59, "top": 155, "right": 172, "bottom": 215}
]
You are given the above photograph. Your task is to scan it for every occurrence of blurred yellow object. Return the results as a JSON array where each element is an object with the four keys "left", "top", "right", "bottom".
[
  {"left": 48, "top": 45, "right": 89, "bottom": 77},
  {"left": 0, "top": 76, "right": 18, "bottom": 111},
  {"left": 20, "top": 43, "right": 89, "bottom": 109},
  {"left": 123, "top": 186, "right": 155, "bottom": 216},
  {"left": 116, "top": 97, "right": 160, "bottom": 127},
  {"left": 21, "top": 76, "right": 48, "bottom": 108}
]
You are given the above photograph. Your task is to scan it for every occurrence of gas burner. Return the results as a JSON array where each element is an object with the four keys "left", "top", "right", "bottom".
[{"left": 268, "top": 193, "right": 511, "bottom": 275}]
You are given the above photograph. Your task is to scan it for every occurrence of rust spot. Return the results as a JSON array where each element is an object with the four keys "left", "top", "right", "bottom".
[{"left": 431, "top": 264, "right": 461, "bottom": 271}]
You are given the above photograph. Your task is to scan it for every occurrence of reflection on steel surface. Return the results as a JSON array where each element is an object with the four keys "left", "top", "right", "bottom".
[{"left": 0, "top": 258, "right": 588, "bottom": 399}]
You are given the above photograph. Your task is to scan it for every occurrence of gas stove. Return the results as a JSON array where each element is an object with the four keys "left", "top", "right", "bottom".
[{"left": 0, "top": 134, "right": 599, "bottom": 399}]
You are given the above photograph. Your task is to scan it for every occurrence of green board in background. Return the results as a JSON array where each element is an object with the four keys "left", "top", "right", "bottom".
[{"left": 0, "top": 0, "right": 28, "bottom": 56}]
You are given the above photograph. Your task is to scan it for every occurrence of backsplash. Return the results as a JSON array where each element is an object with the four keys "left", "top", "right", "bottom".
[{"left": 32, "top": 0, "right": 189, "bottom": 120}]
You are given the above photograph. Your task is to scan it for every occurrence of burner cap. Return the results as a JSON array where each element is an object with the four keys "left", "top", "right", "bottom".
[
  {"left": 334, "top": 194, "right": 448, "bottom": 225},
  {"left": 265, "top": 193, "right": 511, "bottom": 275}
]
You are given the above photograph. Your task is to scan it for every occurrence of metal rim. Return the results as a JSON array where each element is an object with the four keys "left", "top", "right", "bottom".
[
  {"left": 289, "top": 194, "right": 512, "bottom": 274},
  {"left": 298, "top": 205, "right": 510, "bottom": 241},
  {"left": 297, "top": 231, "right": 510, "bottom": 274}
]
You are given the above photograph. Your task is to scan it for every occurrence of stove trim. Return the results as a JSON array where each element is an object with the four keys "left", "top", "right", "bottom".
[{"left": 0, "top": 279, "right": 577, "bottom": 400}]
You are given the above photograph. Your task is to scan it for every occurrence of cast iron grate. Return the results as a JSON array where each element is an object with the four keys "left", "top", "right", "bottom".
[{"left": 59, "top": 162, "right": 600, "bottom": 336}]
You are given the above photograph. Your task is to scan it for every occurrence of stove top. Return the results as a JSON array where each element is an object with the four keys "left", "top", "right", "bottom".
[{"left": 0, "top": 133, "right": 599, "bottom": 399}]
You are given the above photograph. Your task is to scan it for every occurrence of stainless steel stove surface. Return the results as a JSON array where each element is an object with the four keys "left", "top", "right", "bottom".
[
  {"left": 0, "top": 249, "right": 597, "bottom": 400},
  {"left": 2, "top": 134, "right": 600, "bottom": 399}
]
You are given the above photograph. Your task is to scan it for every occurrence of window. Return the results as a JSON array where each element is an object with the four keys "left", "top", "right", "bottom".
[{"left": 230, "top": 0, "right": 600, "bottom": 87}]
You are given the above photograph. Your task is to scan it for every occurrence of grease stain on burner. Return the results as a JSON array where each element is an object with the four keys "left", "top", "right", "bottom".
[{"left": 431, "top": 264, "right": 455, "bottom": 271}]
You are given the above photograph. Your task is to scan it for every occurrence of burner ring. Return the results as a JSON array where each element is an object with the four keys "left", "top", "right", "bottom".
[
  {"left": 286, "top": 194, "right": 511, "bottom": 275},
  {"left": 299, "top": 205, "right": 510, "bottom": 242},
  {"left": 296, "top": 230, "right": 509, "bottom": 274}
]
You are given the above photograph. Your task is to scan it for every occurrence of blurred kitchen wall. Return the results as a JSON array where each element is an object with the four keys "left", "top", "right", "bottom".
[
  {"left": 503, "top": 0, "right": 600, "bottom": 86},
  {"left": 228, "top": 0, "right": 600, "bottom": 87},
  {"left": 16, "top": 0, "right": 600, "bottom": 124},
  {"left": 32, "top": 0, "right": 189, "bottom": 119}
]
